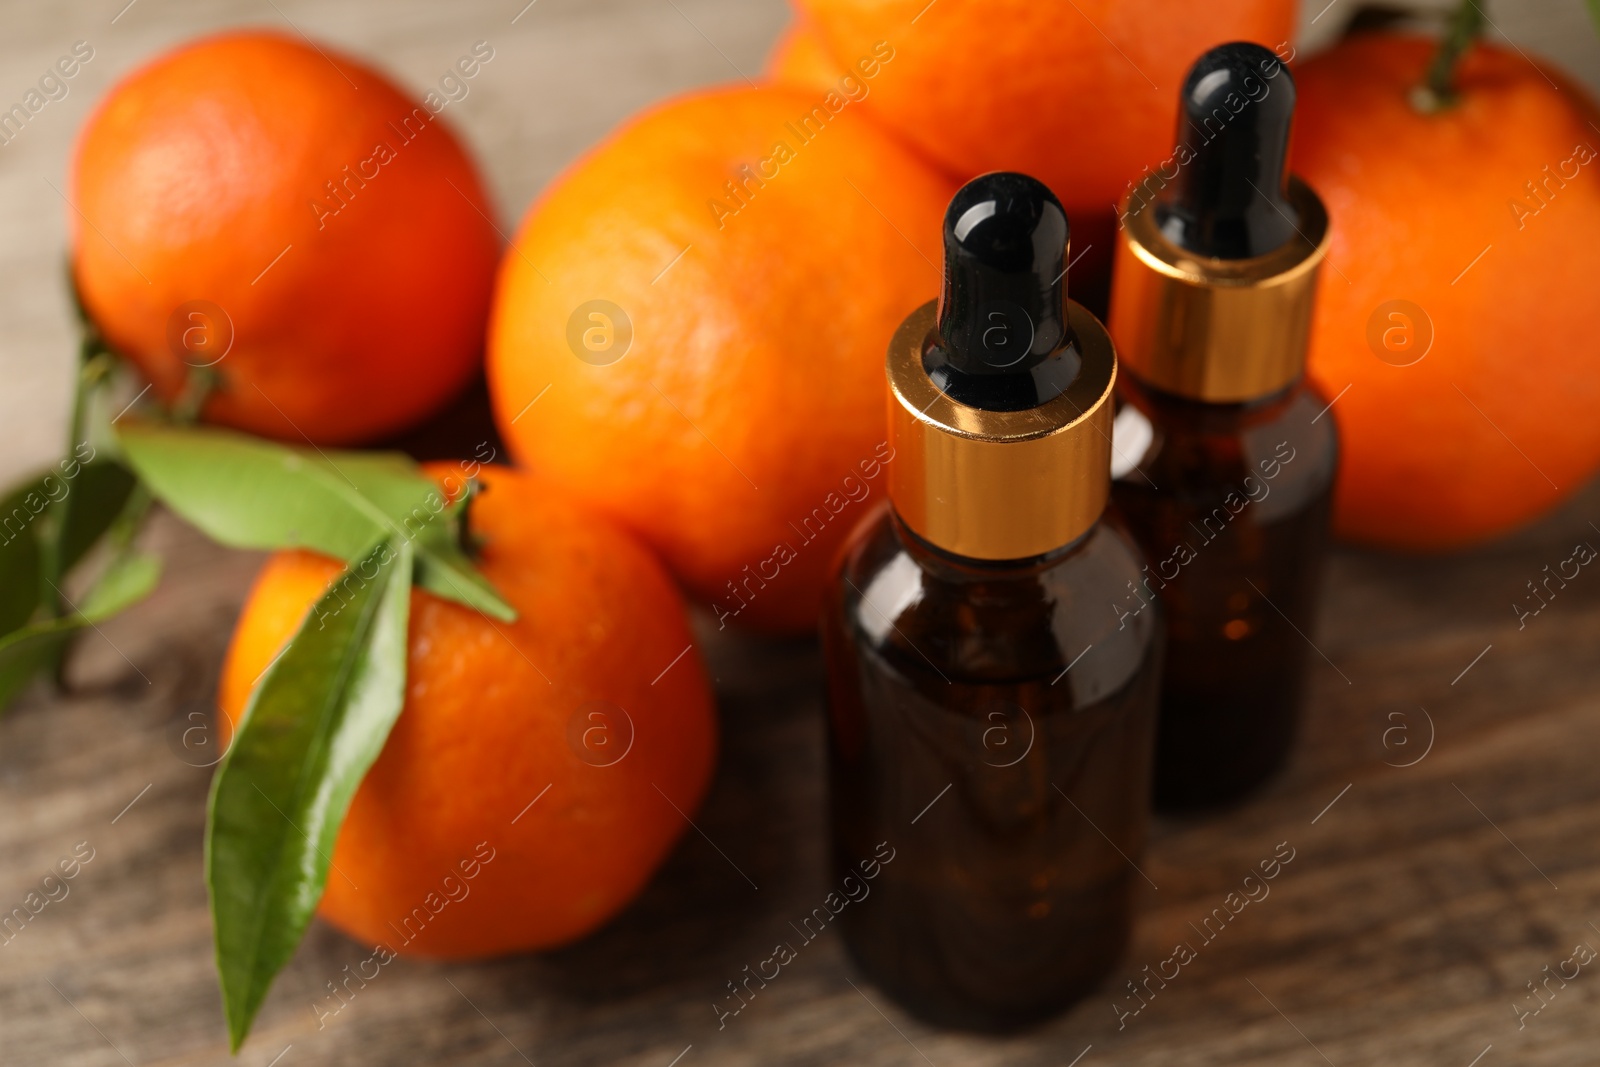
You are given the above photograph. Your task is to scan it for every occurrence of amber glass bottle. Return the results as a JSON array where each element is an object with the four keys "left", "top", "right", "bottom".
[
  {"left": 1108, "top": 42, "right": 1338, "bottom": 810},
  {"left": 823, "top": 173, "right": 1163, "bottom": 1031},
  {"left": 1109, "top": 377, "right": 1335, "bottom": 809}
]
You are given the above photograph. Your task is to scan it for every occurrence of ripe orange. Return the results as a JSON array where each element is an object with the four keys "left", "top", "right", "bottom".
[
  {"left": 1293, "top": 35, "right": 1600, "bottom": 549},
  {"left": 766, "top": 17, "right": 848, "bottom": 95},
  {"left": 487, "top": 86, "right": 954, "bottom": 632},
  {"left": 783, "top": 0, "right": 1299, "bottom": 299},
  {"left": 71, "top": 30, "right": 500, "bottom": 445},
  {"left": 217, "top": 465, "right": 716, "bottom": 957}
]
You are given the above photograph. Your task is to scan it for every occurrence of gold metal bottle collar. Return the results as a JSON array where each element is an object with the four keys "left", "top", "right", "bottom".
[
  {"left": 1109, "top": 177, "right": 1329, "bottom": 403},
  {"left": 886, "top": 300, "right": 1116, "bottom": 562}
]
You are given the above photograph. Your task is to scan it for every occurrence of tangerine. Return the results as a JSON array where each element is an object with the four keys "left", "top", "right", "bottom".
[
  {"left": 1293, "top": 35, "right": 1600, "bottom": 548},
  {"left": 217, "top": 465, "right": 716, "bottom": 957},
  {"left": 782, "top": 0, "right": 1299, "bottom": 299},
  {"left": 71, "top": 30, "right": 500, "bottom": 445},
  {"left": 487, "top": 86, "right": 954, "bottom": 632},
  {"left": 766, "top": 17, "right": 848, "bottom": 96}
]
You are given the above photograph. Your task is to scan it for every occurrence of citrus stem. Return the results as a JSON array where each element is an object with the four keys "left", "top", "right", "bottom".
[
  {"left": 42, "top": 328, "right": 114, "bottom": 624},
  {"left": 1415, "top": 0, "right": 1486, "bottom": 112},
  {"left": 172, "top": 366, "right": 219, "bottom": 424}
]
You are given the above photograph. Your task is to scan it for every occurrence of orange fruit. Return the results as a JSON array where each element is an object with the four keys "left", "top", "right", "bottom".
[
  {"left": 71, "top": 30, "right": 500, "bottom": 445},
  {"left": 487, "top": 86, "right": 954, "bottom": 632},
  {"left": 784, "top": 0, "right": 1299, "bottom": 299},
  {"left": 767, "top": 17, "right": 848, "bottom": 95},
  {"left": 1293, "top": 35, "right": 1600, "bottom": 549},
  {"left": 217, "top": 465, "right": 716, "bottom": 957}
]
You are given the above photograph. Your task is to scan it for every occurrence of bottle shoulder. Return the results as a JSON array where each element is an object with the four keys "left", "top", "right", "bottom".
[
  {"left": 1111, "top": 378, "right": 1338, "bottom": 521},
  {"left": 828, "top": 507, "right": 1163, "bottom": 707}
]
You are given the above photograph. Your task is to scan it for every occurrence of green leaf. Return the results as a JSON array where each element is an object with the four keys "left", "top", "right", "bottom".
[
  {"left": 207, "top": 537, "right": 414, "bottom": 1051},
  {"left": 0, "top": 479, "right": 46, "bottom": 634},
  {"left": 58, "top": 460, "right": 139, "bottom": 573},
  {"left": 414, "top": 544, "right": 512, "bottom": 619},
  {"left": 118, "top": 423, "right": 515, "bottom": 622},
  {"left": 0, "top": 629, "right": 62, "bottom": 713},
  {"left": 0, "top": 552, "right": 160, "bottom": 712},
  {"left": 1589, "top": 0, "right": 1600, "bottom": 40},
  {"left": 120, "top": 423, "right": 413, "bottom": 557},
  {"left": 80, "top": 552, "right": 162, "bottom": 617},
  {"left": 0, "top": 459, "right": 137, "bottom": 634}
]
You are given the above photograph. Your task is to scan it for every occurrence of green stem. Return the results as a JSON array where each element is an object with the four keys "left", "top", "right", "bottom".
[
  {"left": 1415, "top": 0, "right": 1486, "bottom": 112},
  {"left": 42, "top": 327, "right": 115, "bottom": 686},
  {"left": 172, "top": 366, "right": 219, "bottom": 424},
  {"left": 47, "top": 278, "right": 201, "bottom": 687},
  {"left": 42, "top": 330, "right": 113, "bottom": 622}
]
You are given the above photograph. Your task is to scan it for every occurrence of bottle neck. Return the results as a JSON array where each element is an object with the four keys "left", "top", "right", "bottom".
[
  {"left": 1119, "top": 366, "right": 1304, "bottom": 435},
  {"left": 890, "top": 507, "right": 1098, "bottom": 584}
]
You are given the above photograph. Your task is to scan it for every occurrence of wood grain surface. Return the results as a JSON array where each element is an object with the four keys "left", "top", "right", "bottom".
[{"left": 3, "top": 1, "right": 1600, "bottom": 1065}]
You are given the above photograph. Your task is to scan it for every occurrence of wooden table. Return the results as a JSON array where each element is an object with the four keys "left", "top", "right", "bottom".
[{"left": 4, "top": 2, "right": 1600, "bottom": 1065}]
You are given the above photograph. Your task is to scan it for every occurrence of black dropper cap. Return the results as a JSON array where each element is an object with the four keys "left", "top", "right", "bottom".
[
  {"left": 937, "top": 172, "right": 1069, "bottom": 374},
  {"left": 928, "top": 172, "right": 1077, "bottom": 410},
  {"left": 1155, "top": 41, "right": 1298, "bottom": 259}
]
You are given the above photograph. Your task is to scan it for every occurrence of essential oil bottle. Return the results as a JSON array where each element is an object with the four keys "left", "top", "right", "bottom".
[
  {"left": 822, "top": 172, "right": 1164, "bottom": 1031},
  {"left": 1107, "top": 42, "right": 1338, "bottom": 811}
]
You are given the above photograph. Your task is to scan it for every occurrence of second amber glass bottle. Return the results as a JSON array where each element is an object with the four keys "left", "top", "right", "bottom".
[
  {"left": 823, "top": 173, "right": 1163, "bottom": 1030},
  {"left": 1108, "top": 42, "right": 1338, "bottom": 810}
]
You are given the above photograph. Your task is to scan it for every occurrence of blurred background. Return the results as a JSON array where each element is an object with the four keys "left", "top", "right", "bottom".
[
  {"left": 3, "top": 2, "right": 1600, "bottom": 1066},
  {"left": 4, "top": 0, "right": 1599, "bottom": 485}
]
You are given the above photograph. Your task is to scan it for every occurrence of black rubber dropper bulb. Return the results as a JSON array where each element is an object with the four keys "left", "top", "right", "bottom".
[
  {"left": 1155, "top": 41, "right": 1298, "bottom": 259},
  {"left": 928, "top": 172, "right": 1075, "bottom": 411}
]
